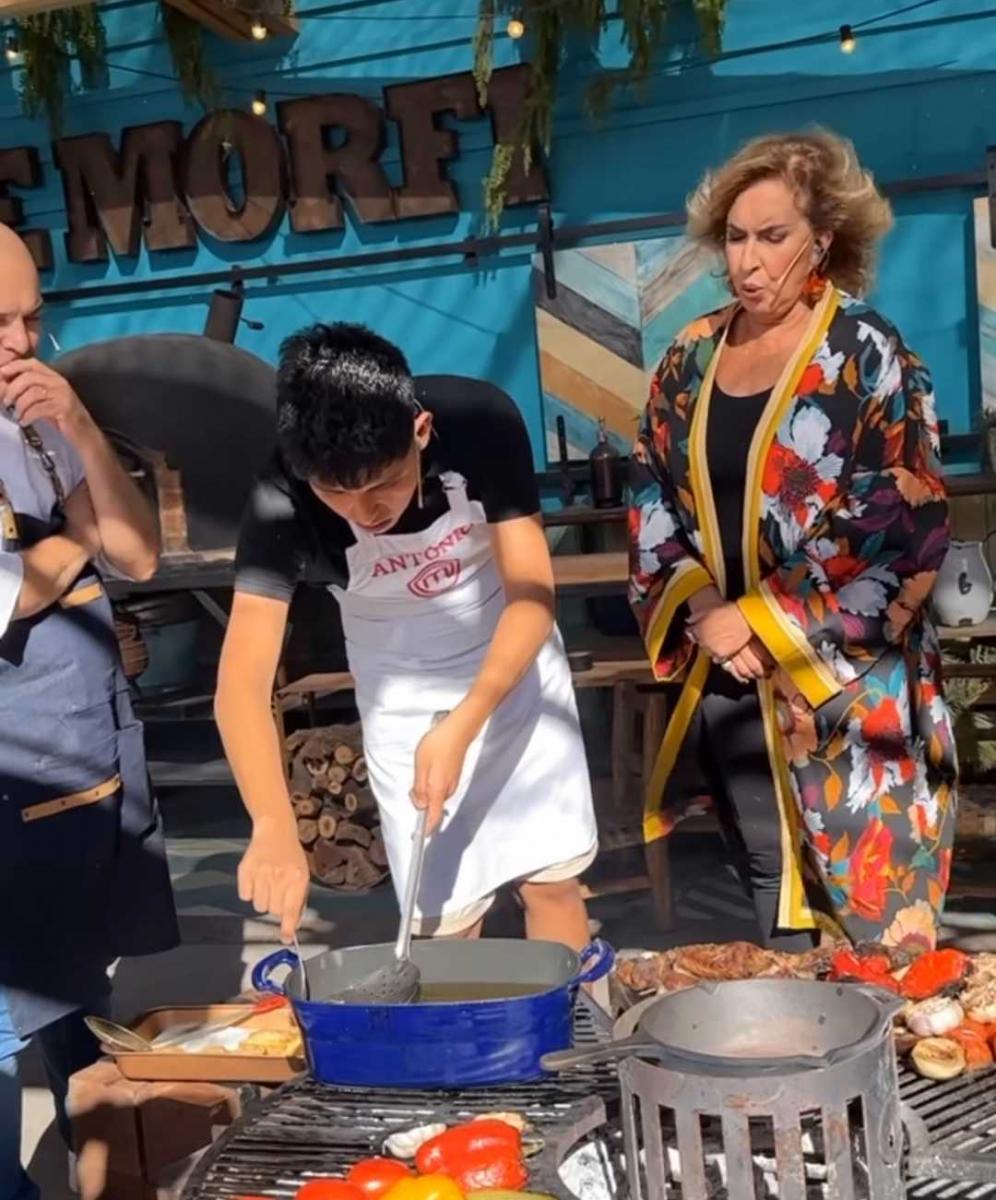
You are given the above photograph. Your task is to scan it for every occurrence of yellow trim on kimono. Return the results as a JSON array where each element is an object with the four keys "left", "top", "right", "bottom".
[
  {"left": 644, "top": 315, "right": 734, "bottom": 840},
  {"left": 644, "top": 647, "right": 711, "bottom": 842},
  {"left": 737, "top": 582, "right": 841, "bottom": 709},
  {"left": 644, "top": 558, "right": 713, "bottom": 676},
  {"left": 736, "top": 284, "right": 839, "bottom": 932},
  {"left": 758, "top": 677, "right": 817, "bottom": 931}
]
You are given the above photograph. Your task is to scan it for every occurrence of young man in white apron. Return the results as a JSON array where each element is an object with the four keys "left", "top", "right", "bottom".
[{"left": 217, "top": 323, "right": 597, "bottom": 948}]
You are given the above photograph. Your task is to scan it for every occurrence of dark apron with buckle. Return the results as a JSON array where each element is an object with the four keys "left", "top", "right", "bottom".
[{"left": 0, "top": 424, "right": 178, "bottom": 1038}]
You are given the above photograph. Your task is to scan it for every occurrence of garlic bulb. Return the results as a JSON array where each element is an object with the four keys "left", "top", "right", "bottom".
[
  {"left": 963, "top": 983, "right": 996, "bottom": 1024},
  {"left": 906, "top": 996, "right": 964, "bottom": 1038},
  {"left": 384, "top": 1123, "right": 447, "bottom": 1160}
]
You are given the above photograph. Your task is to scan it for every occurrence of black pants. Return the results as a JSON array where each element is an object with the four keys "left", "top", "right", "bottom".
[{"left": 698, "top": 672, "right": 816, "bottom": 952}]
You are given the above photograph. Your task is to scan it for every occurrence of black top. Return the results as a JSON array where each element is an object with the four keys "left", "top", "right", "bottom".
[
  {"left": 706, "top": 383, "right": 771, "bottom": 600},
  {"left": 705, "top": 383, "right": 770, "bottom": 699},
  {"left": 235, "top": 375, "right": 540, "bottom": 602}
]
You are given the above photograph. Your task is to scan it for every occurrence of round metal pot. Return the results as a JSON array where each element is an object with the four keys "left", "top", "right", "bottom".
[
  {"left": 253, "top": 937, "right": 614, "bottom": 1088},
  {"left": 542, "top": 978, "right": 904, "bottom": 1075}
]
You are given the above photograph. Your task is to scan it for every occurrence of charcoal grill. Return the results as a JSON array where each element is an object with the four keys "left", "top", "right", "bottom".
[
  {"left": 183, "top": 1003, "right": 996, "bottom": 1200},
  {"left": 183, "top": 1000, "right": 622, "bottom": 1200}
]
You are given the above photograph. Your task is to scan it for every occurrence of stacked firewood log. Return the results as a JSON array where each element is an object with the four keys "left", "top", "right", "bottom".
[{"left": 286, "top": 724, "right": 388, "bottom": 891}]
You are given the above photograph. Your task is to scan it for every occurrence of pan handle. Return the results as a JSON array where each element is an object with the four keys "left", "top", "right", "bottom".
[
  {"left": 541, "top": 1035, "right": 659, "bottom": 1072},
  {"left": 569, "top": 940, "right": 615, "bottom": 989},
  {"left": 251, "top": 948, "right": 300, "bottom": 997}
]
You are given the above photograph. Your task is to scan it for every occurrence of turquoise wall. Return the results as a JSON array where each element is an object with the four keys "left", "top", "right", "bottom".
[{"left": 2, "top": 0, "right": 994, "bottom": 466}]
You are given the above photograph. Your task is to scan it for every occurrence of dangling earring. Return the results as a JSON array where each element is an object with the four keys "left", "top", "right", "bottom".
[
  {"left": 416, "top": 447, "right": 424, "bottom": 510},
  {"left": 802, "top": 244, "right": 829, "bottom": 305}
]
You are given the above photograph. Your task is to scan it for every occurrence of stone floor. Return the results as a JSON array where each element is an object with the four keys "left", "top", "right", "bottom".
[{"left": 20, "top": 784, "right": 996, "bottom": 1197}]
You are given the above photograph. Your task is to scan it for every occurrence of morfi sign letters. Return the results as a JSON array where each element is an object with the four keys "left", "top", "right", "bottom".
[{"left": 0, "top": 64, "right": 547, "bottom": 269}]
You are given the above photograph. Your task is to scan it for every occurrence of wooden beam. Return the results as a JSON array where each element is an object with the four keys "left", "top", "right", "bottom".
[
  {"left": 161, "top": 0, "right": 297, "bottom": 41},
  {"left": 0, "top": 0, "right": 88, "bottom": 15}
]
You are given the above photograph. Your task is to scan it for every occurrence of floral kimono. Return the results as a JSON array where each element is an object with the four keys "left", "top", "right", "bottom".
[{"left": 628, "top": 283, "right": 958, "bottom": 951}]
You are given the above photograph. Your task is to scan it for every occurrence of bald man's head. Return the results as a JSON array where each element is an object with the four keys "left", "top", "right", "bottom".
[{"left": 0, "top": 225, "right": 42, "bottom": 369}]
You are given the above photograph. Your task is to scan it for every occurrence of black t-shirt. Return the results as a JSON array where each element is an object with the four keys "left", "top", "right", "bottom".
[{"left": 235, "top": 375, "right": 540, "bottom": 602}]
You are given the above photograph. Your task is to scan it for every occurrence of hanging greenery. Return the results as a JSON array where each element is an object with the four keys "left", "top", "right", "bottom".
[
  {"left": 161, "top": 3, "right": 219, "bottom": 112},
  {"left": 473, "top": 0, "right": 728, "bottom": 228},
  {"left": 14, "top": 4, "right": 107, "bottom": 132}
]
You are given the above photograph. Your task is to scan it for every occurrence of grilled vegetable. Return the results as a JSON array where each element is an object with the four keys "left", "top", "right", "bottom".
[
  {"left": 384, "top": 1125, "right": 447, "bottom": 1161},
  {"left": 899, "top": 949, "right": 969, "bottom": 1000},
  {"left": 347, "top": 1159, "right": 414, "bottom": 1199},
  {"left": 297, "top": 1181, "right": 365, "bottom": 1200},
  {"left": 473, "top": 1113, "right": 526, "bottom": 1133},
  {"left": 828, "top": 949, "right": 900, "bottom": 992},
  {"left": 905, "top": 997, "right": 964, "bottom": 1038},
  {"left": 910, "top": 1037, "right": 967, "bottom": 1081},
  {"left": 964, "top": 984, "right": 996, "bottom": 1025},
  {"left": 946, "top": 1027, "right": 994, "bottom": 1072},
  {"left": 415, "top": 1121, "right": 521, "bottom": 1176},
  {"left": 382, "top": 1175, "right": 464, "bottom": 1200},
  {"left": 450, "top": 1150, "right": 528, "bottom": 1194}
]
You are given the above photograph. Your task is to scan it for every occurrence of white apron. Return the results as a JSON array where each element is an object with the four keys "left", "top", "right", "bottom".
[{"left": 332, "top": 472, "right": 597, "bottom": 925}]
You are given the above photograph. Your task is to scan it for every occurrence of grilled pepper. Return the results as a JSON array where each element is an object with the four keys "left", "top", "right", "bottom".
[
  {"left": 899, "top": 949, "right": 969, "bottom": 1001},
  {"left": 347, "top": 1159, "right": 413, "bottom": 1199},
  {"left": 296, "top": 1181, "right": 365, "bottom": 1200},
  {"left": 450, "top": 1149, "right": 527, "bottom": 1194},
  {"left": 828, "top": 949, "right": 900, "bottom": 992},
  {"left": 382, "top": 1174, "right": 464, "bottom": 1200},
  {"left": 415, "top": 1121, "right": 521, "bottom": 1176}
]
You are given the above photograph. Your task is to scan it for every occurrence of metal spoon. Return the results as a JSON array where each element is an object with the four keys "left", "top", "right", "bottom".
[
  {"left": 330, "top": 711, "right": 446, "bottom": 1006},
  {"left": 332, "top": 804, "right": 429, "bottom": 1005},
  {"left": 85, "top": 1015, "right": 154, "bottom": 1054}
]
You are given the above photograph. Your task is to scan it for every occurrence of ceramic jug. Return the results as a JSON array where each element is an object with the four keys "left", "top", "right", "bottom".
[{"left": 933, "top": 540, "right": 994, "bottom": 627}]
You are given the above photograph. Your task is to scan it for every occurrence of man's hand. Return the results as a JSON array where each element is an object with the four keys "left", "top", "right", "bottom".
[
  {"left": 0, "top": 358, "right": 97, "bottom": 446},
  {"left": 686, "top": 600, "right": 752, "bottom": 662},
  {"left": 411, "top": 713, "right": 473, "bottom": 834},
  {"left": 237, "top": 815, "right": 311, "bottom": 944}
]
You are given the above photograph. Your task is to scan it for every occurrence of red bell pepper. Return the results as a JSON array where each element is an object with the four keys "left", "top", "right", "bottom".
[
  {"left": 899, "top": 949, "right": 969, "bottom": 1000},
  {"left": 296, "top": 1181, "right": 365, "bottom": 1200},
  {"left": 828, "top": 949, "right": 900, "bottom": 993},
  {"left": 450, "top": 1149, "right": 528, "bottom": 1194},
  {"left": 347, "top": 1159, "right": 413, "bottom": 1199},
  {"left": 415, "top": 1121, "right": 521, "bottom": 1176}
]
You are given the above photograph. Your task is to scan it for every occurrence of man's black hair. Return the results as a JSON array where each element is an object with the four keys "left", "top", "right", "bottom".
[{"left": 276, "top": 322, "right": 418, "bottom": 487}]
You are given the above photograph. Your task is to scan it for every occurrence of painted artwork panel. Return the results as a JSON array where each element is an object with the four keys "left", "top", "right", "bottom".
[
  {"left": 534, "top": 235, "right": 728, "bottom": 465},
  {"left": 975, "top": 197, "right": 996, "bottom": 417}
]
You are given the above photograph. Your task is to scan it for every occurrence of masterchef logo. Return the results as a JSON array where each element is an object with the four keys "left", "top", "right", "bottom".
[
  {"left": 408, "top": 558, "right": 461, "bottom": 598},
  {"left": 370, "top": 523, "right": 473, "bottom": 598}
]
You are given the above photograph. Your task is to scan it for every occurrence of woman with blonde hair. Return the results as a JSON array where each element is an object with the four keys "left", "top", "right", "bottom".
[{"left": 629, "top": 130, "right": 957, "bottom": 951}]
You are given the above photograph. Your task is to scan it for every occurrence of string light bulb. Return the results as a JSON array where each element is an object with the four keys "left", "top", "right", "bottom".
[
  {"left": 839, "top": 24, "right": 856, "bottom": 53},
  {"left": 5, "top": 34, "right": 21, "bottom": 64},
  {"left": 250, "top": 17, "right": 268, "bottom": 40},
  {"left": 507, "top": 17, "right": 525, "bottom": 40},
  {"left": 251, "top": 90, "right": 268, "bottom": 116}
]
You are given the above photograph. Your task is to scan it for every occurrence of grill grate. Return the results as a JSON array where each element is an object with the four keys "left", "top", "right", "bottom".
[
  {"left": 184, "top": 1002, "right": 619, "bottom": 1200},
  {"left": 903, "top": 1063, "right": 996, "bottom": 1197},
  {"left": 184, "top": 1009, "right": 996, "bottom": 1200}
]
